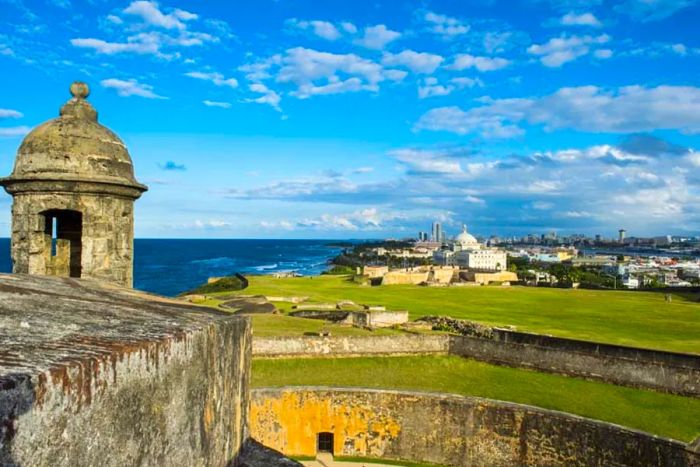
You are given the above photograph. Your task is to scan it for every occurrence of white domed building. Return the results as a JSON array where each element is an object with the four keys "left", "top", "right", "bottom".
[{"left": 433, "top": 224, "right": 506, "bottom": 271}]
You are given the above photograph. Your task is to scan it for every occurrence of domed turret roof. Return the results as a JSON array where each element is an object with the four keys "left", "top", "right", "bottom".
[
  {"left": 456, "top": 224, "right": 479, "bottom": 246},
  {"left": 0, "top": 82, "right": 147, "bottom": 195}
]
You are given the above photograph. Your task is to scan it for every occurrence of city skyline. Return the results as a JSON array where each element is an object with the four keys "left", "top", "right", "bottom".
[{"left": 1, "top": 0, "right": 700, "bottom": 238}]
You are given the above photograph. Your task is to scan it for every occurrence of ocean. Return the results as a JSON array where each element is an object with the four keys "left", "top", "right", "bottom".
[{"left": 0, "top": 238, "right": 343, "bottom": 297}]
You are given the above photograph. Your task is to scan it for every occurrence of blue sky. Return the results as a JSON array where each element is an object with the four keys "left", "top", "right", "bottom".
[{"left": 1, "top": 0, "right": 700, "bottom": 239}]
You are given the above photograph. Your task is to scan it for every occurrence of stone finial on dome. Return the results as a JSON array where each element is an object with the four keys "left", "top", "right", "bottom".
[
  {"left": 70, "top": 81, "right": 90, "bottom": 99},
  {"left": 60, "top": 81, "right": 97, "bottom": 121}
]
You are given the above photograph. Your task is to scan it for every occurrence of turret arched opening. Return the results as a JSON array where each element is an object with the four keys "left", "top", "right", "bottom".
[{"left": 40, "top": 209, "right": 82, "bottom": 278}]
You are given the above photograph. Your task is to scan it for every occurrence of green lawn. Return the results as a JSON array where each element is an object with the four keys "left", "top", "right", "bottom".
[
  {"left": 227, "top": 275, "right": 700, "bottom": 354},
  {"left": 250, "top": 314, "right": 404, "bottom": 337},
  {"left": 252, "top": 355, "right": 700, "bottom": 443}
]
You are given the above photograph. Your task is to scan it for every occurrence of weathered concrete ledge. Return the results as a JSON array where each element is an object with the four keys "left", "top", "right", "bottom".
[
  {"left": 250, "top": 387, "right": 700, "bottom": 467},
  {"left": 0, "top": 274, "right": 251, "bottom": 466},
  {"left": 253, "top": 334, "right": 450, "bottom": 358},
  {"left": 253, "top": 332, "right": 700, "bottom": 396}
]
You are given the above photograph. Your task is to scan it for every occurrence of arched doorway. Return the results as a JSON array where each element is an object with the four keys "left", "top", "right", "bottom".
[
  {"left": 317, "top": 432, "right": 334, "bottom": 455},
  {"left": 41, "top": 209, "right": 82, "bottom": 278}
]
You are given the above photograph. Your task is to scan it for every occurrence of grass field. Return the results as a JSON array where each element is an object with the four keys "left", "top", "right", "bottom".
[
  {"left": 252, "top": 355, "right": 700, "bottom": 442},
  {"left": 227, "top": 275, "right": 700, "bottom": 354}
]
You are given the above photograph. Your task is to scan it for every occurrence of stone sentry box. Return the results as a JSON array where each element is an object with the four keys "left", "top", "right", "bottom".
[{"left": 0, "top": 82, "right": 147, "bottom": 287}]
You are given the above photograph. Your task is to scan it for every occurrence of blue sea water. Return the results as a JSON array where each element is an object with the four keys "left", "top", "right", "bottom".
[{"left": 0, "top": 238, "right": 343, "bottom": 296}]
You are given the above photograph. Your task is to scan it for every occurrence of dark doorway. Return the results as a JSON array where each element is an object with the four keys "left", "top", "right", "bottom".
[
  {"left": 42, "top": 209, "right": 82, "bottom": 278},
  {"left": 317, "top": 432, "right": 334, "bottom": 455}
]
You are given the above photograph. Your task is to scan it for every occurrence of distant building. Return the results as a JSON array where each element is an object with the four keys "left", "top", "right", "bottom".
[
  {"left": 432, "top": 222, "right": 442, "bottom": 243},
  {"left": 434, "top": 225, "right": 506, "bottom": 271},
  {"left": 618, "top": 229, "right": 626, "bottom": 243}
]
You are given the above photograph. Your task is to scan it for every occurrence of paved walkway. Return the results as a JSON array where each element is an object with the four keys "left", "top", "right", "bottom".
[
  {"left": 302, "top": 461, "right": 407, "bottom": 467},
  {"left": 302, "top": 453, "right": 410, "bottom": 467}
]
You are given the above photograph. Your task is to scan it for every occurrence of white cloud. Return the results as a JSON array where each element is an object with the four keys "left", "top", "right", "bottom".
[
  {"left": 287, "top": 19, "right": 342, "bottom": 40},
  {"left": 527, "top": 34, "right": 610, "bottom": 67},
  {"left": 424, "top": 11, "right": 469, "bottom": 37},
  {"left": 449, "top": 54, "right": 510, "bottom": 72},
  {"left": 0, "top": 126, "right": 31, "bottom": 137},
  {"left": 353, "top": 166, "right": 374, "bottom": 174},
  {"left": 416, "top": 85, "right": 700, "bottom": 137},
  {"left": 246, "top": 83, "right": 282, "bottom": 111},
  {"left": 532, "top": 201, "right": 554, "bottom": 210},
  {"left": 71, "top": 2, "right": 218, "bottom": 59},
  {"left": 275, "top": 47, "right": 385, "bottom": 98},
  {"left": 100, "top": 78, "right": 166, "bottom": 99},
  {"left": 671, "top": 43, "right": 687, "bottom": 55},
  {"left": 382, "top": 50, "right": 444, "bottom": 74},
  {"left": 418, "top": 77, "right": 454, "bottom": 99},
  {"left": 185, "top": 71, "right": 238, "bottom": 88},
  {"left": 390, "top": 148, "right": 463, "bottom": 175},
  {"left": 123, "top": 1, "right": 196, "bottom": 30},
  {"left": 106, "top": 14, "right": 123, "bottom": 25},
  {"left": 451, "top": 77, "right": 484, "bottom": 89},
  {"left": 354, "top": 24, "right": 401, "bottom": 50},
  {"left": 71, "top": 37, "right": 160, "bottom": 56},
  {"left": 203, "top": 100, "right": 231, "bottom": 108},
  {"left": 341, "top": 22, "right": 357, "bottom": 34},
  {"left": 0, "top": 109, "right": 22, "bottom": 119},
  {"left": 594, "top": 49, "right": 613, "bottom": 59},
  {"left": 560, "top": 12, "right": 602, "bottom": 27}
]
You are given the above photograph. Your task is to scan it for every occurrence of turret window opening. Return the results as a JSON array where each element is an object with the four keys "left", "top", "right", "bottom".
[{"left": 41, "top": 209, "right": 82, "bottom": 278}]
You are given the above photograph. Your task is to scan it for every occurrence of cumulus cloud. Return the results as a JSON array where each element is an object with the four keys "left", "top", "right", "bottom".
[
  {"left": 246, "top": 82, "right": 282, "bottom": 111},
  {"left": 100, "top": 78, "right": 166, "bottom": 99},
  {"left": 449, "top": 54, "right": 510, "bottom": 72},
  {"left": 203, "top": 100, "right": 231, "bottom": 108},
  {"left": 382, "top": 50, "right": 444, "bottom": 74},
  {"left": 123, "top": 1, "right": 197, "bottom": 30},
  {"left": 527, "top": 34, "right": 610, "bottom": 67},
  {"left": 354, "top": 24, "right": 401, "bottom": 50},
  {"left": 423, "top": 11, "right": 469, "bottom": 37},
  {"left": 416, "top": 85, "right": 700, "bottom": 137},
  {"left": 418, "top": 77, "right": 454, "bottom": 99},
  {"left": 287, "top": 19, "right": 342, "bottom": 40},
  {"left": 185, "top": 71, "right": 238, "bottom": 88},
  {"left": 559, "top": 12, "right": 602, "bottom": 27},
  {"left": 71, "top": 1, "right": 220, "bottom": 59},
  {"left": 226, "top": 134, "right": 700, "bottom": 234},
  {"left": 272, "top": 47, "right": 386, "bottom": 99}
]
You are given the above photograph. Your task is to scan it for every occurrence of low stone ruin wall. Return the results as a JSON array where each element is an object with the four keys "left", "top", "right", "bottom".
[
  {"left": 253, "top": 331, "right": 700, "bottom": 395},
  {"left": 253, "top": 334, "right": 450, "bottom": 358},
  {"left": 451, "top": 329, "right": 700, "bottom": 396},
  {"left": 250, "top": 387, "right": 699, "bottom": 467}
]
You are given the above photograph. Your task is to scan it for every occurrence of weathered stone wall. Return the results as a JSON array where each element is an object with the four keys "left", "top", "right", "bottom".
[
  {"left": 0, "top": 274, "right": 251, "bottom": 466},
  {"left": 11, "top": 191, "right": 135, "bottom": 286},
  {"left": 451, "top": 330, "right": 700, "bottom": 396},
  {"left": 253, "top": 333, "right": 700, "bottom": 395},
  {"left": 367, "top": 310, "right": 409, "bottom": 327},
  {"left": 253, "top": 334, "right": 450, "bottom": 358},
  {"left": 250, "top": 387, "right": 699, "bottom": 467}
]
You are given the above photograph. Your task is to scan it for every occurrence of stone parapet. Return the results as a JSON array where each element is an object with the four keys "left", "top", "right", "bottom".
[
  {"left": 250, "top": 387, "right": 699, "bottom": 467},
  {"left": 0, "top": 274, "right": 251, "bottom": 466}
]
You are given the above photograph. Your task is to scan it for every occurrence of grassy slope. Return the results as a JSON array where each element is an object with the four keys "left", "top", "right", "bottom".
[
  {"left": 232, "top": 275, "right": 700, "bottom": 354},
  {"left": 252, "top": 355, "right": 700, "bottom": 442}
]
